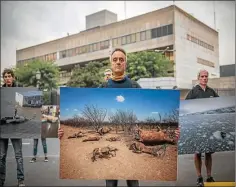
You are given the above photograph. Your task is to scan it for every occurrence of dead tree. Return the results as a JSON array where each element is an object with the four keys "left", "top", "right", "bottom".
[
  {"left": 126, "top": 110, "right": 137, "bottom": 134},
  {"left": 81, "top": 104, "right": 107, "bottom": 132},
  {"left": 145, "top": 117, "right": 156, "bottom": 130},
  {"left": 166, "top": 109, "right": 179, "bottom": 124},
  {"left": 108, "top": 113, "right": 120, "bottom": 133}
]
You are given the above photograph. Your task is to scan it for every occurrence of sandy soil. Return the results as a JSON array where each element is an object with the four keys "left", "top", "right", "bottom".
[{"left": 60, "top": 124, "right": 177, "bottom": 181}]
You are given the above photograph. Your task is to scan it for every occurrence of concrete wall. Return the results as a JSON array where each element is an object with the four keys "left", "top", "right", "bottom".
[
  {"left": 192, "top": 76, "right": 235, "bottom": 89},
  {"left": 56, "top": 35, "right": 174, "bottom": 67},
  {"left": 86, "top": 10, "right": 117, "bottom": 30},
  {"left": 16, "top": 6, "right": 174, "bottom": 61},
  {"left": 174, "top": 7, "right": 219, "bottom": 89}
]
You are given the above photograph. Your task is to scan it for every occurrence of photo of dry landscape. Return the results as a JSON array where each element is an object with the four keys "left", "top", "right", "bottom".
[
  {"left": 41, "top": 105, "right": 60, "bottom": 138},
  {"left": 0, "top": 87, "right": 42, "bottom": 138},
  {"left": 60, "top": 87, "right": 180, "bottom": 181}
]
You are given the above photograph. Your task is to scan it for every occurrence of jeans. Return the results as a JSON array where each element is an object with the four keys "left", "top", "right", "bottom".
[
  {"left": 0, "top": 139, "right": 24, "bottom": 182},
  {"left": 106, "top": 180, "right": 139, "bottom": 187},
  {"left": 33, "top": 138, "right": 47, "bottom": 156}
]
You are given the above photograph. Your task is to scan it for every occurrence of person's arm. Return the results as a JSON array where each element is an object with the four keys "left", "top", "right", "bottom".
[
  {"left": 185, "top": 89, "right": 195, "bottom": 100},
  {"left": 212, "top": 89, "right": 219, "bottom": 97},
  {"left": 131, "top": 80, "right": 142, "bottom": 88},
  {"left": 98, "top": 82, "right": 107, "bottom": 88}
]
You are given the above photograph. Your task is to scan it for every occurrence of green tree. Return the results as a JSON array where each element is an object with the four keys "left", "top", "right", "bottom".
[
  {"left": 67, "top": 59, "right": 110, "bottom": 87},
  {"left": 14, "top": 60, "right": 60, "bottom": 90},
  {"left": 126, "top": 51, "right": 173, "bottom": 81}
]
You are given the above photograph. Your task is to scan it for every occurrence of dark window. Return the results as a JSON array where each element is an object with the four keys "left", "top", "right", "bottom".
[
  {"left": 122, "top": 36, "right": 126, "bottom": 45},
  {"left": 157, "top": 27, "right": 162, "bottom": 37},
  {"left": 126, "top": 35, "right": 131, "bottom": 44},
  {"left": 60, "top": 51, "right": 66, "bottom": 58},
  {"left": 112, "top": 38, "right": 118, "bottom": 47},
  {"left": 66, "top": 49, "right": 72, "bottom": 57},
  {"left": 104, "top": 40, "right": 109, "bottom": 48},
  {"left": 75, "top": 47, "right": 80, "bottom": 55},
  {"left": 131, "top": 34, "right": 136, "bottom": 43},
  {"left": 100, "top": 40, "right": 109, "bottom": 50},
  {"left": 88, "top": 44, "right": 92, "bottom": 52},
  {"left": 167, "top": 24, "right": 173, "bottom": 35},
  {"left": 96, "top": 42, "right": 100, "bottom": 50},
  {"left": 162, "top": 25, "right": 168, "bottom": 36},
  {"left": 140, "top": 31, "right": 146, "bottom": 41},
  {"left": 151, "top": 28, "right": 157, "bottom": 38}
]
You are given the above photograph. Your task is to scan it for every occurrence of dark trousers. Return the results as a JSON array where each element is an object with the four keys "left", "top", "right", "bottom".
[
  {"left": 106, "top": 180, "right": 139, "bottom": 187},
  {"left": 33, "top": 138, "right": 47, "bottom": 156},
  {"left": 0, "top": 139, "right": 24, "bottom": 182}
]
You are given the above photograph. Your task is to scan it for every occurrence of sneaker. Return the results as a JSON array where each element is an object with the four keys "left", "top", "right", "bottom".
[
  {"left": 18, "top": 180, "right": 25, "bottom": 187},
  {"left": 30, "top": 157, "right": 36, "bottom": 163},
  {"left": 197, "top": 176, "right": 204, "bottom": 187},
  {"left": 44, "top": 157, "right": 48, "bottom": 162},
  {"left": 206, "top": 176, "right": 215, "bottom": 182}
]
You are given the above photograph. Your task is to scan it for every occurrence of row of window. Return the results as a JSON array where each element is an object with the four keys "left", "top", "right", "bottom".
[
  {"left": 17, "top": 24, "right": 174, "bottom": 65},
  {"left": 17, "top": 52, "right": 57, "bottom": 67},
  {"left": 187, "top": 34, "right": 214, "bottom": 51},
  {"left": 197, "top": 57, "right": 215, "bottom": 68}
]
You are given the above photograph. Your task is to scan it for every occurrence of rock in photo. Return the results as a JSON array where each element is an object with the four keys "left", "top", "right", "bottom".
[
  {"left": 0, "top": 87, "right": 42, "bottom": 138},
  {"left": 59, "top": 87, "right": 180, "bottom": 181}
]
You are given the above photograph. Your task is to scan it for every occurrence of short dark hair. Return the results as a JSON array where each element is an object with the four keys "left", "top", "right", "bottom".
[
  {"left": 110, "top": 47, "right": 127, "bottom": 57},
  {"left": 2, "top": 68, "right": 15, "bottom": 78}
]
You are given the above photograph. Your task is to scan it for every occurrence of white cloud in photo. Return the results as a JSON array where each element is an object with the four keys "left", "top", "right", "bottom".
[
  {"left": 74, "top": 109, "right": 78, "bottom": 111},
  {"left": 66, "top": 108, "right": 69, "bottom": 111},
  {"left": 151, "top": 112, "right": 159, "bottom": 114},
  {"left": 116, "top": 95, "right": 125, "bottom": 102}
]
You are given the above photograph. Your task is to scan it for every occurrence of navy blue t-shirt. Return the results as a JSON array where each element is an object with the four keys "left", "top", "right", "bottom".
[{"left": 100, "top": 76, "right": 141, "bottom": 88}]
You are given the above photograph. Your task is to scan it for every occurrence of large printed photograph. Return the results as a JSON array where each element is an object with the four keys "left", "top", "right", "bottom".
[
  {"left": 178, "top": 96, "right": 235, "bottom": 155},
  {"left": 59, "top": 87, "right": 180, "bottom": 181},
  {"left": 0, "top": 87, "right": 42, "bottom": 138},
  {"left": 41, "top": 105, "right": 60, "bottom": 138}
]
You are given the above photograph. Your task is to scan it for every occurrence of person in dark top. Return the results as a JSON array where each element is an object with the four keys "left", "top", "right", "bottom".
[
  {"left": 185, "top": 69, "right": 219, "bottom": 187},
  {"left": 0, "top": 69, "right": 25, "bottom": 187},
  {"left": 100, "top": 48, "right": 141, "bottom": 89},
  {"left": 58, "top": 48, "right": 180, "bottom": 187},
  {"left": 104, "top": 69, "right": 112, "bottom": 82}
]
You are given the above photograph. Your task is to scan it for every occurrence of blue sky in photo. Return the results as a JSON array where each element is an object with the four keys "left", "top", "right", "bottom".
[{"left": 60, "top": 88, "right": 180, "bottom": 121}]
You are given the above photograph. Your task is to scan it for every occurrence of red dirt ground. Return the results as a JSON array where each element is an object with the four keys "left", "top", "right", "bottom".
[{"left": 60, "top": 124, "right": 177, "bottom": 181}]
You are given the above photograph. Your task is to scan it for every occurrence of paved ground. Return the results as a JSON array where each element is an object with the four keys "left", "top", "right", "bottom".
[
  {"left": 4, "top": 139, "right": 235, "bottom": 186},
  {"left": 1, "top": 87, "right": 42, "bottom": 139}
]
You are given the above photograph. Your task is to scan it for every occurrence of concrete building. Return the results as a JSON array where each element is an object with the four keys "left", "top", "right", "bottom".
[
  {"left": 16, "top": 5, "right": 219, "bottom": 90},
  {"left": 86, "top": 10, "right": 118, "bottom": 30},
  {"left": 15, "top": 91, "right": 43, "bottom": 107}
]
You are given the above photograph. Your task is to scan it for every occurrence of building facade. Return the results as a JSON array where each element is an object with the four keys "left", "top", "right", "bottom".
[
  {"left": 220, "top": 64, "right": 235, "bottom": 77},
  {"left": 16, "top": 5, "right": 219, "bottom": 89}
]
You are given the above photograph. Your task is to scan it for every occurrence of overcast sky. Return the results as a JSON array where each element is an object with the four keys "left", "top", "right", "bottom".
[{"left": 1, "top": 1, "right": 235, "bottom": 71}]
